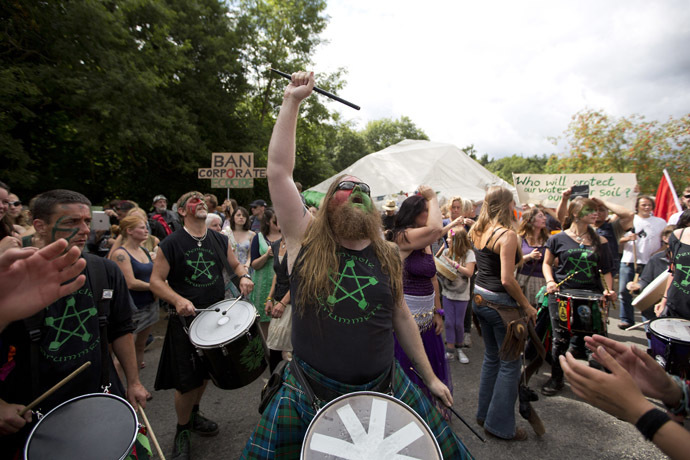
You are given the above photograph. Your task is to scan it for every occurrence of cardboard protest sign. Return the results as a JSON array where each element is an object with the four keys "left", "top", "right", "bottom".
[
  {"left": 512, "top": 173, "right": 637, "bottom": 208},
  {"left": 198, "top": 152, "right": 267, "bottom": 189}
]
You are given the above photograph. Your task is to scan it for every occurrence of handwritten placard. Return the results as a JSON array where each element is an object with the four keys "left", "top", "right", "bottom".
[{"left": 512, "top": 173, "right": 637, "bottom": 208}]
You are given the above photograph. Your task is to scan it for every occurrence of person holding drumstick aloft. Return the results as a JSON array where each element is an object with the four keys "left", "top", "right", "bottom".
[
  {"left": 150, "top": 191, "right": 253, "bottom": 460},
  {"left": 541, "top": 197, "right": 616, "bottom": 396}
]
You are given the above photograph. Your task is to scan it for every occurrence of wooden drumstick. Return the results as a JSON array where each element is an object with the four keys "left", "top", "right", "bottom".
[
  {"left": 556, "top": 271, "right": 578, "bottom": 289},
  {"left": 625, "top": 319, "right": 652, "bottom": 331},
  {"left": 139, "top": 404, "right": 166, "bottom": 460},
  {"left": 19, "top": 361, "right": 91, "bottom": 416}
]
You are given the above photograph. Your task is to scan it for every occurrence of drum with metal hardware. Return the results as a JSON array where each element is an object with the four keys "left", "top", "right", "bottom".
[
  {"left": 24, "top": 393, "right": 138, "bottom": 460},
  {"left": 555, "top": 289, "right": 606, "bottom": 335},
  {"left": 648, "top": 318, "right": 690, "bottom": 379},
  {"left": 188, "top": 298, "right": 267, "bottom": 389},
  {"left": 301, "top": 391, "right": 442, "bottom": 460}
]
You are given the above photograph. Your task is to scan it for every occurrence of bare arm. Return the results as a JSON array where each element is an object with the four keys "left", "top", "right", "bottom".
[
  {"left": 498, "top": 231, "right": 536, "bottom": 321},
  {"left": 149, "top": 251, "right": 195, "bottom": 316},
  {"left": 392, "top": 299, "right": 453, "bottom": 407},
  {"left": 267, "top": 71, "right": 315, "bottom": 261},
  {"left": 543, "top": 248, "right": 558, "bottom": 293},
  {"left": 556, "top": 188, "right": 572, "bottom": 226},
  {"left": 592, "top": 197, "right": 634, "bottom": 230},
  {"left": 112, "top": 249, "right": 149, "bottom": 291},
  {"left": 112, "top": 333, "right": 148, "bottom": 409},
  {"left": 395, "top": 186, "right": 443, "bottom": 252}
]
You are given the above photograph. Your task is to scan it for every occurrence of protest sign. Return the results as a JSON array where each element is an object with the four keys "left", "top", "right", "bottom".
[
  {"left": 198, "top": 152, "right": 267, "bottom": 189},
  {"left": 512, "top": 173, "right": 637, "bottom": 208}
]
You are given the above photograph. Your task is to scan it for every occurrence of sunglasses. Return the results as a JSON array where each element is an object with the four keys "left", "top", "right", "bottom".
[
  {"left": 9, "top": 201, "right": 21, "bottom": 207},
  {"left": 684, "top": 194, "right": 690, "bottom": 199},
  {"left": 335, "top": 181, "right": 371, "bottom": 196}
]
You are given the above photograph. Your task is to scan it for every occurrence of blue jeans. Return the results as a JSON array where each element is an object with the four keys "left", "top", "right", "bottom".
[
  {"left": 619, "top": 262, "right": 644, "bottom": 324},
  {"left": 473, "top": 287, "right": 521, "bottom": 439}
]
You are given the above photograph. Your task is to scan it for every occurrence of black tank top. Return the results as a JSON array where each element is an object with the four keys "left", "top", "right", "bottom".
[{"left": 473, "top": 228, "right": 520, "bottom": 293}]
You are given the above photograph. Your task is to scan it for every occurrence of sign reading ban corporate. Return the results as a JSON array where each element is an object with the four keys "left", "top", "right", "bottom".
[{"left": 198, "top": 153, "right": 267, "bottom": 188}]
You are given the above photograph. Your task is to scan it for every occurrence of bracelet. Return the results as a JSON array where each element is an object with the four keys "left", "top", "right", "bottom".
[
  {"left": 434, "top": 309, "right": 444, "bottom": 316},
  {"left": 635, "top": 408, "right": 670, "bottom": 441},
  {"left": 665, "top": 375, "right": 689, "bottom": 416},
  {"left": 266, "top": 297, "right": 273, "bottom": 302},
  {"left": 546, "top": 280, "right": 556, "bottom": 285}
]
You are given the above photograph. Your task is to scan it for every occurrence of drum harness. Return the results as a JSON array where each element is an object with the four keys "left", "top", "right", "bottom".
[{"left": 22, "top": 253, "right": 113, "bottom": 420}]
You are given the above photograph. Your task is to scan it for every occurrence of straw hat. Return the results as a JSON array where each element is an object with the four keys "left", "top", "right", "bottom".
[{"left": 382, "top": 200, "right": 398, "bottom": 211}]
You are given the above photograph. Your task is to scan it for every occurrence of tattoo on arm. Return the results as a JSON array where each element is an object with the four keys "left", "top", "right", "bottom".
[{"left": 115, "top": 254, "right": 126, "bottom": 263}]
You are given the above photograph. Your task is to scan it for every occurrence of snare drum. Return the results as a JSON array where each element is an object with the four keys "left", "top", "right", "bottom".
[
  {"left": 189, "top": 298, "right": 268, "bottom": 389},
  {"left": 555, "top": 289, "right": 606, "bottom": 334},
  {"left": 24, "top": 393, "right": 138, "bottom": 460},
  {"left": 647, "top": 318, "right": 690, "bottom": 379},
  {"left": 301, "top": 391, "right": 442, "bottom": 460}
]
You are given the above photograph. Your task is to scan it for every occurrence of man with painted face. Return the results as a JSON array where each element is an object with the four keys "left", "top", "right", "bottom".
[
  {"left": 241, "top": 72, "right": 472, "bottom": 459},
  {"left": 0, "top": 189, "right": 149, "bottom": 458},
  {"left": 150, "top": 191, "right": 254, "bottom": 460}
]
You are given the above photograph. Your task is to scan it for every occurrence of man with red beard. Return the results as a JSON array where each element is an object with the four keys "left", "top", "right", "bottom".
[
  {"left": 151, "top": 191, "right": 254, "bottom": 460},
  {"left": 241, "top": 72, "right": 472, "bottom": 459}
]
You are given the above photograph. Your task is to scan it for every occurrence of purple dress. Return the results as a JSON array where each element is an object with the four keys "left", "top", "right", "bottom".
[{"left": 394, "top": 249, "right": 453, "bottom": 416}]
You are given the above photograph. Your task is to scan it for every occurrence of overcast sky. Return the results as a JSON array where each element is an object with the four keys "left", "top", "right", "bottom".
[{"left": 312, "top": 0, "right": 690, "bottom": 159}]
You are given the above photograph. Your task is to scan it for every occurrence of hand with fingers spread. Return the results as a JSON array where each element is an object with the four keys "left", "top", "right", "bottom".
[
  {"left": 560, "top": 349, "right": 653, "bottom": 424},
  {"left": 0, "top": 239, "right": 87, "bottom": 328},
  {"left": 584, "top": 335, "right": 681, "bottom": 406}
]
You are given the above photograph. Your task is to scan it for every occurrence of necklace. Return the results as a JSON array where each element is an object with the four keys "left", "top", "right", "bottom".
[
  {"left": 184, "top": 226, "right": 208, "bottom": 247},
  {"left": 571, "top": 228, "right": 588, "bottom": 243}
]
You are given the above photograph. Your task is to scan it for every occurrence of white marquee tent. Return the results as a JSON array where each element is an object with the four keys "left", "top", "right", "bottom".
[{"left": 307, "top": 139, "right": 517, "bottom": 208}]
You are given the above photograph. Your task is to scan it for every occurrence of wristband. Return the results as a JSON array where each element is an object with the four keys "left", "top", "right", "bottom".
[
  {"left": 546, "top": 280, "right": 556, "bottom": 285},
  {"left": 665, "top": 375, "right": 689, "bottom": 416},
  {"left": 434, "top": 309, "right": 444, "bottom": 316},
  {"left": 635, "top": 408, "right": 670, "bottom": 441},
  {"left": 266, "top": 297, "right": 273, "bottom": 302}
]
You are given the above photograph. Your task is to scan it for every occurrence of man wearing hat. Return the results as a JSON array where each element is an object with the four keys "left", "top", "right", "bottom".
[
  {"left": 150, "top": 194, "right": 181, "bottom": 240},
  {"left": 248, "top": 199, "right": 267, "bottom": 232},
  {"left": 381, "top": 199, "right": 398, "bottom": 231}
]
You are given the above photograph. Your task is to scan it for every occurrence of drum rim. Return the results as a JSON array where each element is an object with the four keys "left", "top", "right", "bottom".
[
  {"left": 300, "top": 390, "right": 443, "bottom": 459},
  {"left": 188, "top": 299, "right": 259, "bottom": 348},
  {"left": 24, "top": 392, "right": 139, "bottom": 460},
  {"left": 649, "top": 318, "right": 690, "bottom": 343}
]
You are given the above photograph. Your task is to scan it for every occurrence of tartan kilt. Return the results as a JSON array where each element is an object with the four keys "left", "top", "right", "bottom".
[{"left": 240, "top": 359, "right": 474, "bottom": 460}]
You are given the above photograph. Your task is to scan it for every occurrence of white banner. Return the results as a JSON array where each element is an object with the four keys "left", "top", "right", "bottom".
[{"left": 512, "top": 173, "right": 637, "bottom": 208}]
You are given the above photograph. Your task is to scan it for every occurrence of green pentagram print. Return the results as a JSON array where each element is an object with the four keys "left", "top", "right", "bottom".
[
  {"left": 186, "top": 251, "right": 216, "bottom": 281},
  {"left": 675, "top": 263, "right": 690, "bottom": 288},
  {"left": 44, "top": 296, "right": 97, "bottom": 351},
  {"left": 240, "top": 335, "right": 265, "bottom": 372},
  {"left": 326, "top": 259, "right": 379, "bottom": 310},
  {"left": 566, "top": 250, "right": 598, "bottom": 279}
]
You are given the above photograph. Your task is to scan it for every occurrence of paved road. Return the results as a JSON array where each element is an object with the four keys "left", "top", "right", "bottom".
[{"left": 138, "top": 309, "right": 671, "bottom": 459}]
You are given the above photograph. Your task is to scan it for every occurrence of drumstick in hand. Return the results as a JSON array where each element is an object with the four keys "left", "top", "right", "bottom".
[
  {"left": 556, "top": 271, "right": 578, "bottom": 288},
  {"left": 19, "top": 361, "right": 91, "bottom": 416},
  {"left": 139, "top": 404, "right": 166, "bottom": 460}
]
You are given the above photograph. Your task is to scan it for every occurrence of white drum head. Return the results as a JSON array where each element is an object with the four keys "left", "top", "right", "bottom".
[
  {"left": 301, "top": 391, "right": 442, "bottom": 460},
  {"left": 632, "top": 272, "right": 668, "bottom": 310},
  {"left": 649, "top": 318, "right": 690, "bottom": 343},
  {"left": 189, "top": 299, "right": 256, "bottom": 348}
]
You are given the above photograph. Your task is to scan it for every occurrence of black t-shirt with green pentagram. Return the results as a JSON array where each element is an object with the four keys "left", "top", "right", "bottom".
[
  {"left": 667, "top": 231, "right": 690, "bottom": 319},
  {"left": 0, "top": 257, "right": 134, "bottom": 421},
  {"left": 290, "top": 244, "right": 395, "bottom": 384},
  {"left": 546, "top": 231, "right": 614, "bottom": 291},
  {"left": 159, "top": 228, "right": 228, "bottom": 308}
]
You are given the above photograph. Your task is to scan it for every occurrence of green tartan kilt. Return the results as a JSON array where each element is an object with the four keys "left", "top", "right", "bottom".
[{"left": 240, "top": 359, "right": 474, "bottom": 459}]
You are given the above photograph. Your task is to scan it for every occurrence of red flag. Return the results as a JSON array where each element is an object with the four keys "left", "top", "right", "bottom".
[{"left": 655, "top": 169, "right": 680, "bottom": 221}]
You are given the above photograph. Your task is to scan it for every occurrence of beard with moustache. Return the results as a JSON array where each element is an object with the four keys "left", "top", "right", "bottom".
[{"left": 327, "top": 191, "right": 382, "bottom": 241}]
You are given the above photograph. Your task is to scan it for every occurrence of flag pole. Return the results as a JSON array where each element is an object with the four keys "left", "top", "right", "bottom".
[{"left": 663, "top": 168, "right": 682, "bottom": 212}]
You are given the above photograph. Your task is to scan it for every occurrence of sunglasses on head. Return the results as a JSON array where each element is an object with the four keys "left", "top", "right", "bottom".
[{"left": 335, "top": 181, "right": 371, "bottom": 196}]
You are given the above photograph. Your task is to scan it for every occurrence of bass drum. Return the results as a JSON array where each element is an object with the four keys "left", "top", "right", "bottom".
[
  {"left": 648, "top": 318, "right": 690, "bottom": 379},
  {"left": 302, "top": 391, "right": 442, "bottom": 460},
  {"left": 24, "top": 393, "right": 138, "bottom": 460},
  {"left": 189, "top": 299, "right": 268, "bottom": 389}
]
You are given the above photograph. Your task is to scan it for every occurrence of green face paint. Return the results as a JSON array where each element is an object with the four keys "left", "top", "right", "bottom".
[
  {"left": 579, "top": 207, "right": 596, "bottom": 217},
  {"left": 51, "top": 215, "right": 80, "bottom": 243},
  {"left": 348, "top": 191, "right": 373, "bottom": 211}
]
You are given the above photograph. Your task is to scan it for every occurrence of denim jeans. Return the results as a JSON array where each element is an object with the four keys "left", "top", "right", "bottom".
[
  {"left": 473, "top": 286, "right": 521, "bottom": 439},
  {"left": 619, "top": 262, "right": 644, "bottom": 324}
]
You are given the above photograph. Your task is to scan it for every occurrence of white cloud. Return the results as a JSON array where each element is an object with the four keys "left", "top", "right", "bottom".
[{"left": 312, "top": 0, "right": 690, "bottom": 158}]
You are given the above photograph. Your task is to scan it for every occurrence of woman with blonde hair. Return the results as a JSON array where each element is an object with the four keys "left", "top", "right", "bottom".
[
  {"left": 111, "top": 215, "right": 159, "bottom": 369},
  {"left": 516, "top": 206, "right": 550, "bottom": 306},
  {"left": 470, "top": 186, "right": 536, "bottom": 441}
]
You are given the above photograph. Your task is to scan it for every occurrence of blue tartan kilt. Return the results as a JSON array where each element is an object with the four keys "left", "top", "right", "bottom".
[{"left": 240, "top": 358, "right": 474, "bottom": 460}]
